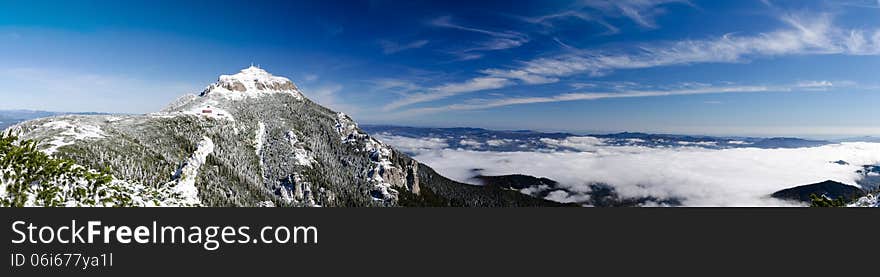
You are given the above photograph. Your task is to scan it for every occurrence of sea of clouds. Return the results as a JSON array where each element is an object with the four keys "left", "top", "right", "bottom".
[{"left": 375, "top": 134, "right": 880, "bottom": 206}]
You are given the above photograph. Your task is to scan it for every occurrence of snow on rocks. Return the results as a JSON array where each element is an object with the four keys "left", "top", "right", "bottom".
[
  {"left": 200, "top": 66, "right": 304, "bottom": 100},
  {"left": 272, "top": 130, "right": 323, "bottom": 206},
  {"left": 286, "top": 131, "right": 315, "bottom": 167},
  {"left": 334, "top": 113, "right": 366, "bottom": 143},
  {"left": 255, "top": 122, "right": 266, "bottom": 158},
  {"left": 278, "top": 173, "right": 317, "bottom": 206},
  {"left": 166, "top": 136, "right": 214, "bottom": 206},
  {"left": 257, "top": 201, "right": 275, "bottom": 207},
  {"left": 848, "top": 194, "right": 879, "bottom": 207},
  {"left": 334, "top": 112, "right": 407, "bottom": 202},
  {"left": 365, "top": 142, "right": 398, "bottom": 201}
]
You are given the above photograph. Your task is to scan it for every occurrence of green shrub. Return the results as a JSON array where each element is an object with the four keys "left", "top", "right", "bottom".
[
  {"left": 809, "top": 193, "right": 847, "bottom": 207},
  {"left": 1, "top": 132, "right": 123, "bottom": 207}
]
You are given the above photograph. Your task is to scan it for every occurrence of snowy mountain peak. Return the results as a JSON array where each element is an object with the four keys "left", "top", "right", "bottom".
[{"left": 200, "top": 66, "right": 301, "bottom": 99}]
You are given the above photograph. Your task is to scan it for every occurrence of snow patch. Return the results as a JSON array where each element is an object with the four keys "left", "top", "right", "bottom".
[
  {"left": 151, "top": 99, "right": 235, "bottom": 122},
  {"left": 167, "top": 137, "right": 214, "bottom": 206},
  {"left": 257, "top": 201, "right": 276, "bottom": 207},
  {"left": 286, "top": 131, "right": 315, "bottom": 167},
  {"left": 255, "top": 122, "right": 265, "bottom": 158},
  {"left": 40, "top": 120, "right": 107, "bottom": 154}
]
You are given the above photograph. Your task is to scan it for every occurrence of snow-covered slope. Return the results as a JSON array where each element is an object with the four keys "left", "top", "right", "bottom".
[{"left": 165, "top": 136, "right": 214, "bottom": 206}]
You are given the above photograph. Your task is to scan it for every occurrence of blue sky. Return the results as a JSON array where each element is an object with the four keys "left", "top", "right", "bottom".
[{"left": 2, "top": 0, "right": 880, "bottom": 137}]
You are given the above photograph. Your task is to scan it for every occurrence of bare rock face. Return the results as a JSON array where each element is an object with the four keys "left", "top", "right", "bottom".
[
  {"left": 255, "top": 80, "right": 298, "bottom": 91},
  {"left": 333, "top": 112, "right": 421, "bottom": 202},
  {"left": 221, "top": 80, "right": 247, "bottom": 92},
  {"left": 406, "top": 160, "right": 420, "bottom": 194}
]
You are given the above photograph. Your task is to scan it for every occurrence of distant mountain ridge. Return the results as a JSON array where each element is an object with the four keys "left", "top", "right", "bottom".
[
  {"left": 835, "top": 136, "right": 880, "bottom": 143},
  {"left": 363, "top": 125, "right": 833, "bottom": 153},
  {"left": 0, "top": 110, "right": 115, "bottom": 130}
]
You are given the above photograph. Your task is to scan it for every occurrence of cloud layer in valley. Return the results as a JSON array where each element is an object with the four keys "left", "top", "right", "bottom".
[{"left": 376, "top": 134, "right": 880, "bottom": 206}]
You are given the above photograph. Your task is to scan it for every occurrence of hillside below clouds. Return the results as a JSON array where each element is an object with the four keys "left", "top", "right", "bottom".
[{"left": 2, "top": 66, "right": 558, "bottom": 207}]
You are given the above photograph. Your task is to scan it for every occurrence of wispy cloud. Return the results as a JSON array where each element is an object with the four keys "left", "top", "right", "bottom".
[
  {"left": 400, "top": 80, "right": 847, "bottom": 114},
  {"left": 470, "top": 37, "right": 527, "bottom": 51},
  {"left": 405, "top": 84, "right": 773, "bottom": 114},
  {"left": 830, "top": 0, "right": 880, "bottom": 9},
  {"left": 570, "top": 82, "right": 598, "bottom": 89},
  {"left": 523, "top": 0, "right": 692, "bottom": 33},
  {"left": 479, "top": 68, "right": 559, "bottom": 85},
  {"left": 451, "top": 52, "right": 484, "bottom": 61},
  {"left": 796, "top": 80, "right": 834, "bottom": 90},
  {"left": 520, "top": 10, "right": 620, "bottom": 34},
  {"left": 381, "top": 13, "right": 880, "bottom": 112},
  {"left": 430, "top": 16, "right": 527, "bottom": 40},
  {"left": 371, "top": 78, "right": 421, "bottom": 91},
  {"left": 430, "top": 16, "right": 530, "bottom": 59},
  {"left": 382, "top": 77, "right": 511, "bottom": 111},
  {"left": 579, "top": 0, "right": 694, "bottom": 29},
  {"left": 302, "top": 74, "right": 319, "bottom": 82},
  {"left": 483, "top": 13, "right": 880, "bottom": 85},
  {"left": 379, "top": 39, "right": 429, "bottom": 54}
]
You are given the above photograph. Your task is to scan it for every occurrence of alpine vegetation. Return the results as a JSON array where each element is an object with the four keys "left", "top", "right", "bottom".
[
  {"left": 0, "top": 132, "right": 188, "bottom": 207},
  {"left": 3, "top": 66, "right": 558, "bottom": 207}
]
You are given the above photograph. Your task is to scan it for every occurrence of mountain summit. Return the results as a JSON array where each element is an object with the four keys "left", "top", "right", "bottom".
[
  {"left": 4, "top": 66, "right": 560, "bottom": 207},
  {"left": 200, "top": 65, "right": 301, "bottom": 98}
]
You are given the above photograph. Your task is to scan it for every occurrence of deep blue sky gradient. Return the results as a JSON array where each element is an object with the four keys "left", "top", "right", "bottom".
[{"left": 2, "top": 0, "right": 880, "bottom": 137}]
